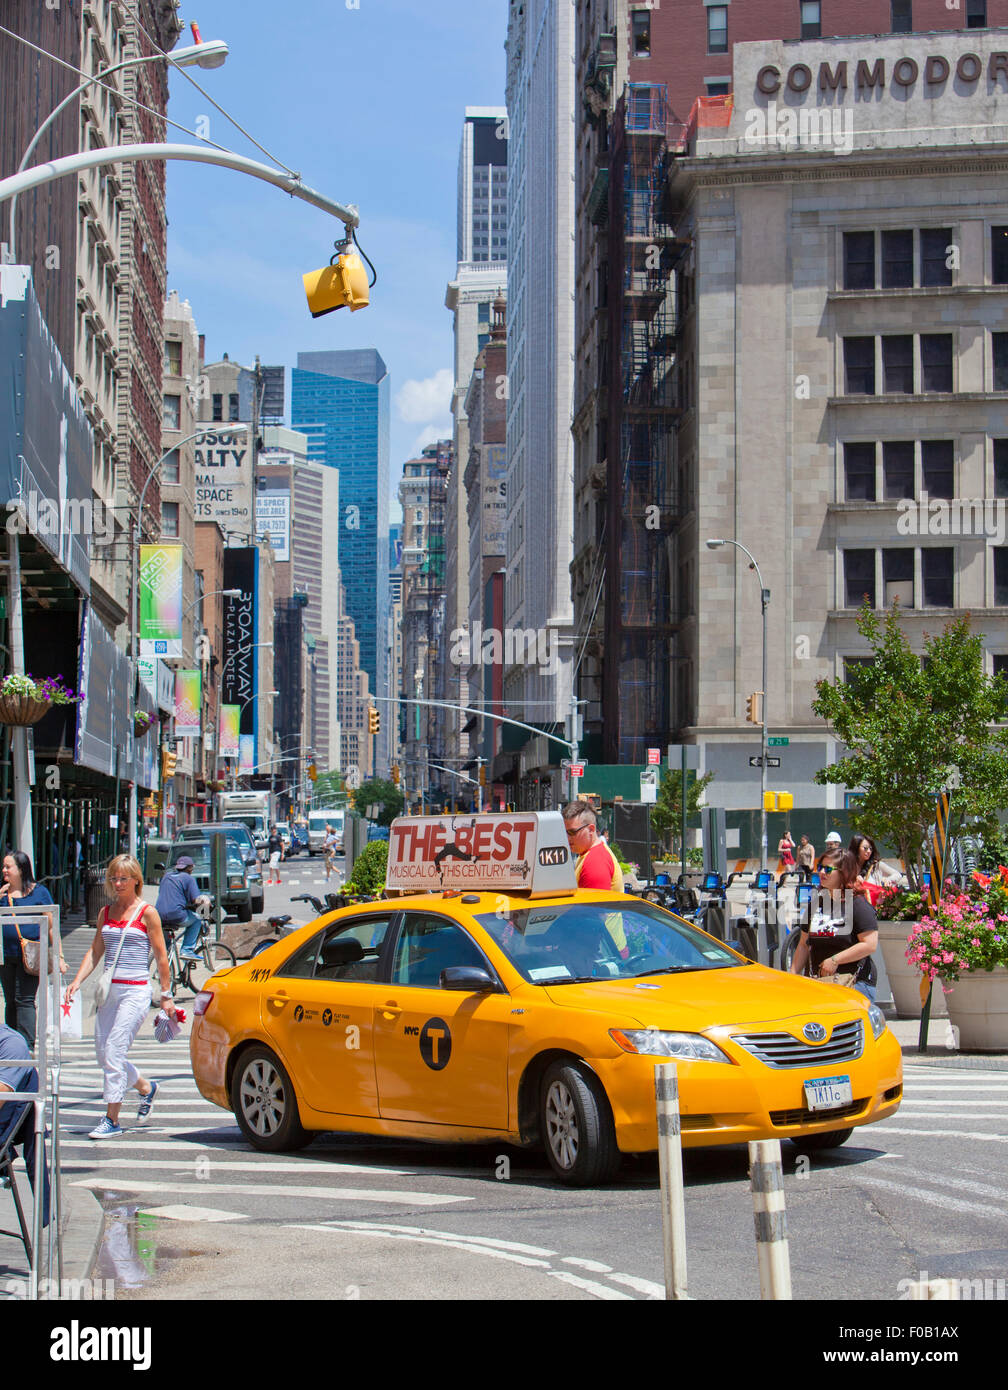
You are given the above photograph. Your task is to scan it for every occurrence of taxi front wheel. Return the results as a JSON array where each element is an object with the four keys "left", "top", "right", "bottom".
[
  {"left": 541, "top": 1061, "right": 620, "bottom": 1186},
  {"left": 231, "top": 1046, "right": 312, "bottom": 1152},
  {"left": 789, "top": 1127, "right": 854, "bottom": 1152}
]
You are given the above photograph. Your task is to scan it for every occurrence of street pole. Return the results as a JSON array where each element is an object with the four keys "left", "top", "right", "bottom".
[{"left": 568, "top": 688, "right": 581, "bottom": 803}]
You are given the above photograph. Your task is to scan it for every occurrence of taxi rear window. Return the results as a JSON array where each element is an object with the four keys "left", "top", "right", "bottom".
[{"left": 475, "top": 900, "right": 742, "bottom": 984}]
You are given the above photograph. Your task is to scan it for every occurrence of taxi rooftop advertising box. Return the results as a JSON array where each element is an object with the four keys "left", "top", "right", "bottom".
[{"left": 386, "top": 812, "right": 577, "bottom": 896}]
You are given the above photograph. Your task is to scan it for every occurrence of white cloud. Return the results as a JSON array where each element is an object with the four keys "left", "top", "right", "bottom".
[
  {"left": 409, "top": 422, "right": 453, "bottom": 456},
  {"left": 396, "top": 368, "right": 453, "bottom": 424}
]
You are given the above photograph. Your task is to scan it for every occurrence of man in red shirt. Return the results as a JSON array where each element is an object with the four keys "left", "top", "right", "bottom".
[{"left": 562, "top": 801, "right": 624, "bottom": 889}]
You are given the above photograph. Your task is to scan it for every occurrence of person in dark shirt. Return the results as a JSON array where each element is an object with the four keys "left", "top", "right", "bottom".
[
  {"left": 789, "top": 848, "right": 879, "bottom": 1002},
  {"left": 0, "top": 1021, "right": 49, "bottom": 1226},
  {"left": 0, "top": 851, "right": 59, "bottom": 1047},
  {"left": 154, "top": 857, "right": 202, "bottom": 963}
]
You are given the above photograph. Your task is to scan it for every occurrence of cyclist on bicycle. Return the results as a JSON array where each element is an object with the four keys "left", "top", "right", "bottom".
[{"left": 155, "top": 857, "right": 206, "bottom": 964}]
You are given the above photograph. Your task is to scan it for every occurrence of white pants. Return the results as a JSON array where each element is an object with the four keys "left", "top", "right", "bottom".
[
  {"left": 94, "top": 982, "right": 150, "bottom": 1104},
  {"left": 269, "top": 852, "right": 281, "bottom": 873}
]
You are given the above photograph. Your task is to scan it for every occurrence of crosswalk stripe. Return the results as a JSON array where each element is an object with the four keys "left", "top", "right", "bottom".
[
  {"left": 60, "top": 1156, "right": 414, "bottom": 1176},
  {"left": 870, "top": 1125, "right": 1008, "bottom": 1143},
  {"left": 69, "top": 1178, "right": 470, "bottom": 1207},
  {"left": 882, "top": 1164, "right": 1007, "bottom": 1201},
  {"left": 868, "top": 1175, "right": 1004, "bottom": 1220}
]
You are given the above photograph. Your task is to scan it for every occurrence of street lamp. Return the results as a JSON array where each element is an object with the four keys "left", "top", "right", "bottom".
[
  {"left": 8, "top": 36, "right": 230, "bottom": 258},
  {"left": 706, "top": 538, "right": 770, "bottom": 872},
  {"left": 129, "top": 425, "right": 249, "bottom": 856}
]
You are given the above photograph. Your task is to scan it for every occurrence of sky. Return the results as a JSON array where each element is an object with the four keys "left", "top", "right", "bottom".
[{"left": 164, "top": 0, "right": 507, "bottom": 511}]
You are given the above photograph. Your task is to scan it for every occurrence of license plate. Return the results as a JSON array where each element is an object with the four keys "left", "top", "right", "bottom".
[{"left": 803, "top": 1075, "right": 853, "bottom": 1112}]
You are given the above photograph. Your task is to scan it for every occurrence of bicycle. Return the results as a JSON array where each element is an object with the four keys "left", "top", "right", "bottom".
[{"left": 164, "top": 910, "right": 237, "bottom": 996}]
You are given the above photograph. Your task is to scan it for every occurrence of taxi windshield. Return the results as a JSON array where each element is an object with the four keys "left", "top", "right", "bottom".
[{"left": 475, "top": 900, "right": 743, "bottom": 984}]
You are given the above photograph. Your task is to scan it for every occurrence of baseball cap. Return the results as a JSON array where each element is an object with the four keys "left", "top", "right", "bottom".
[
  {"left": 824, "top": 832, "right": 842, "bottom": 846},
  {"left": 176, "top": 855, "right": 195, "bottom": 870}
]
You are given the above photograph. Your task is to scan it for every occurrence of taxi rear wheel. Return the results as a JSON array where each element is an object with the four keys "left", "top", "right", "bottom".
[
  {"left": 231, "top": 1047, "right": 312, "bottom": 1152},
  {"left": 541, "top": 1061, "right": 620, "bottom": 1186},
  {"left": 789, "top": 1126, "right": 854, "bottom": 1151}
]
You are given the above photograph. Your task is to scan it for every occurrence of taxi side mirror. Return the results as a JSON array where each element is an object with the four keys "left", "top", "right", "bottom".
[{"left": 440, "top": 966, "right": 499, "bottom": 993}]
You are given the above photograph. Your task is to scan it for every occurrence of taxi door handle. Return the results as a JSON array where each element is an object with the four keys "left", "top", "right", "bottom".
[
  {"left": 380, "top": 1000, "right": 401, "bottom": 1020},
  {"left": 267, "top": 988, "right": 289, "bottom": 1006}
]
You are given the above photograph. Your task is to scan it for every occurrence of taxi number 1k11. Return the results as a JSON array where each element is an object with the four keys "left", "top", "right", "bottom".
[{"left": 804, "top": 1075, "right": 853, "bottom": 1111}]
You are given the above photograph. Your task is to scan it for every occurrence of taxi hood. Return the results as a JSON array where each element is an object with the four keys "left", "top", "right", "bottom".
[{"left": 541, "top": 963, "right": 870, "bottom": 1030}]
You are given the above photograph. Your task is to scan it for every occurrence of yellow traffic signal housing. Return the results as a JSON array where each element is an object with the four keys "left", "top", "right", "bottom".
[
  {"left": 368, "top": 706, "right": 380, "bottom": 735},
  {"left": 161, "top": 746, "right": 177, "bottom": 779},
  {"left": 763, "top": 791, "right": 794, "bottom": 812},
  {"left": 763, "top": 791, "right": 777, "bottom": 812},
  {"left": 746, "top": 692, "right": 763, "bottom": 725},
  {"left": 303, "top": 251, "right": 369, "bottom": 318},
  {"left": 307, "top": 761, "right": 317, "bottom": 782},
  {"left": 479, "top": 764, "right": 487, "bottom": 786},
  {"left": 391, "top": 763, "right": 400, "bottom": 785}
]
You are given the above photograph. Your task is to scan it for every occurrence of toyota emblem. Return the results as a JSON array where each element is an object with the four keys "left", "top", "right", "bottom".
[{"left": 803, "top": 1022, "right": 827, "bottom": 1042}]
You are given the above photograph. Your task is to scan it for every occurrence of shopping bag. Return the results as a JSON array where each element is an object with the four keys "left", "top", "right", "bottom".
[{"left": 60, "top": 989, "right": 82, "bottom": 1040}]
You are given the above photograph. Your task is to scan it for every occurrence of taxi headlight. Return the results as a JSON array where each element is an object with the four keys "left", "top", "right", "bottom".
[
  {"left": 609, "top": 1028, "right": 731, "bottom": 1063},
  {"left": 867, "top": 1003, "right": 887, "bottom": 1040}
]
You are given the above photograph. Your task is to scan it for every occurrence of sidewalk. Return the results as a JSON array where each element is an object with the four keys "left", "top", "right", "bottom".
[{"left": 886, "top": 1013, "right": 1008, "bottom": 1070}]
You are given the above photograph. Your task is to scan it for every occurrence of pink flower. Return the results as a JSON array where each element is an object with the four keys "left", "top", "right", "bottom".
[{"left": 942, "top": 951, "right": 954, "bottom": 964}]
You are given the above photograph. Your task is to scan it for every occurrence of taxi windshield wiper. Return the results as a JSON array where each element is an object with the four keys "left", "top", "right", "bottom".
[
  {"left": 634, "top": 965, "right": 703, "bottom": 977},
  {"left": 542, "top": 975, "right": 608, "bottom": 985}
]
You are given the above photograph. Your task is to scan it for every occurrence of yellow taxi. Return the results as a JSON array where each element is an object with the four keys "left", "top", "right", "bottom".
[{"left": 190, "top": 812, "right": 902, "bottom": 1185}]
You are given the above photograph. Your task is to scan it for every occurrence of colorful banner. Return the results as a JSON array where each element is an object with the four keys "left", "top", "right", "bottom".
[
  {"left": 139, "top": 543, "right": 183, "bottom": 657},
  {"left": 219, "top": 703, "right": 240, "bottom": 756},
  {"left": 239, "top": 733, "right": 255, "bottom": 773},
  {"left": 175, "top": 669, "right": 201, "bottom": 738}
]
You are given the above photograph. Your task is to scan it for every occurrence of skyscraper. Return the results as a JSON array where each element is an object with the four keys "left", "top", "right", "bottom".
[{"left": 291, "top": 349, "right": 390, "bottom": 768}]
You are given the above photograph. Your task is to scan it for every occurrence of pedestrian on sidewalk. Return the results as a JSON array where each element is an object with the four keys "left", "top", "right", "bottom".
[
  {"left": 267, "top": 826, "right": 283, "bottom": 886},
  {"left": 64, "top": 855, "right": 177, "bottom": 1139},
  {"left": 323, "top": 825, "right": 338, "bottom": 882},
  {"left": 797, "top": 835, "right": 816, "bottom": 883},
  {"left": 0, "top": 851, "right": 62, "bottom": 1050},
  {"left": 155, "top": 856, "right": 203, "bottom": 964}
]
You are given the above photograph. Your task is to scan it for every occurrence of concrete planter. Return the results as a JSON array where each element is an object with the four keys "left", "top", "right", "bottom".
[
  {"left": 877, "top": 920, "right": 947, "bottom": 1018},
  {"left": 942, "top": 967, "right": 1008, "bottom": 1051}
]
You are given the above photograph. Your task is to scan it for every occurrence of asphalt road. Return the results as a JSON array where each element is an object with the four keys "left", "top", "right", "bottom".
[{"left": 55, "top": 856, "right": 1008, "bottom": 1302}]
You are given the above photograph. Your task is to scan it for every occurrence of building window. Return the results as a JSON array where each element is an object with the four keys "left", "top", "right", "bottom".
[
  {"left": 993, "top": 653, "right": 1008, "bottom": 679},
  {"left": 920, "top": 335, "right": 953, "bottom": 393},
  {"left": 844, "top": 337, "right": 875, "bottom": 394},
  {"left": 161, "top": 501, "right": 179, "bottom": 538},
  {"left": 995, "top": 440, "right": 1008, "bottom": 496},
  {"left": 967, "top": 0, "right": 987, "bottom": 27},
  {"left": 881, "top": 230, "right": 914, "bottom": 289},
  {"left": 162, "top": 448, "right": 180, "bottom": 485},
  {"left": 891, "top": 0, "right": 912, "bottom": 33},
  {"left": 163, "top": 340, "right": 182, "bottom": 376},
  {"left": 994, "top": 334, "right": 1008, "bottom": 390},
  {"left": 801, "top": 2, "right": 822, "bottom": 39},
  {"left": 229, "top": 393, "right": 240, "bottom": 422},
  {"left": 844, "top": 657, "right": 873, "bottom": 682},
  {"left": 883, "top": 441, "right": 915, "bottom": 499},
  {"left": 882, "top": 335, "right": 914, "bottom": 393},
  {"left": 212, "top": 393, "right": 223, "bottom": 422},
  {"left": 844, "top": 442, "right": 877, "bottom": 501},
  {"left": 996, "top": 550, "right": 1008, "bottom": 605},
  {"left": 705, "top": 80, "right": 731, "bottom": 96},
  {"left": 993, "top": 228, "right": 1008, "bottom": 283},
  {"left": 707, "top": 5, "right": 728, "bottom": 54},
  {"left": 920, "top": 228, "right": 953, "bottom": 287},
  {"left": 631, "top": 10, "right": 651, "bottom": 57},
  {"left": 843, "top": 232, "right": 875, "bottom": 290},
  {"left": 921, "top": 440, "right": 954, "bottom": 498},
  {"left": 845, "top": 550, "right": 876, "bottom": 608},
  {"left": 883, "top": 549, "right": 914, "bottom": 607},
  {"left": 922, "top": 548, "right": 954, "bottom": 607},
  {"left": 477, "top": 301, "right": 490, "bottom": 324},
  {"left": 163, "top": 393, "right": 181, "bottom": 430}
]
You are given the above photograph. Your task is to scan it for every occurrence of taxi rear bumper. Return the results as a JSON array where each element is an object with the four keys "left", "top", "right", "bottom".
[{"left": 591, "top": 1027, "right": 903, "bottom": 1153}]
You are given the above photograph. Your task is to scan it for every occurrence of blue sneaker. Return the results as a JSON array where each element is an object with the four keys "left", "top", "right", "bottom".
[
  {"left": 137, "top": 1080, "right": 159, "bottom": 1120},
  {"left": 180, "top": 950, "right": 203, "bottom": 963},
  {"left": 88, "top": 1117, "right": 122, "bottom": 1139}
]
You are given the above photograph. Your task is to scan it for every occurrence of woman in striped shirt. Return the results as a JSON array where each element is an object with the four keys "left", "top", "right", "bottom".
[{"left": 64, "top": 855, "right": 176, "bottom": 1139}]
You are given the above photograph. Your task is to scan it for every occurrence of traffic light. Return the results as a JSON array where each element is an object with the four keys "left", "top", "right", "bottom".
[
  {"left": 478, "top": 764, "right": 487, "bottom": 787},
  {"left": 746, "top": 692, "right": 763, "bottom": 725},
  {"left": 303, "top": 250, "right": 370, "bottom": 318},
  {"left": 391, "top": 763, "right": 400, "bottom": 785},
  {"left": 161, "top": 745, "right": 177, "bottom": 779},
  {"left": 763, "top": 791, "right": 794, "bottom": 812},
  {"left": 307, "top": 761, "right": 317, "bottom": 782},
  {"left": 368, "top": 706, "right": 380, "bottom": 735}
]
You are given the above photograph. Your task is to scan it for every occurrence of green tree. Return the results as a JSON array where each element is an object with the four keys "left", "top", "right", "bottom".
[
  {"left": 354, "top": 778, "right": 404, "bottom": 827},
  {"left": 649, "top": 768, "right": 714, "bottom": 858},
  {"left": 812, "top": 604, "right": 1008, "bottom": 889}
]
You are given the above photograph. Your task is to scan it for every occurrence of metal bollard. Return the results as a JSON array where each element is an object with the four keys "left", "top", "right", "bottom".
[
  {"left": 654, "top": 1063, "right": 688, "bottom": 1300},
  {"left": 748, "top": 1138, "right": 792, "bottom": 1299}
]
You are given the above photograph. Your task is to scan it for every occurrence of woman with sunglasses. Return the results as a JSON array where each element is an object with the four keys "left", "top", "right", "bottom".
[{"left": 789, "top": 848, "right": 879, "bottom": 1001}]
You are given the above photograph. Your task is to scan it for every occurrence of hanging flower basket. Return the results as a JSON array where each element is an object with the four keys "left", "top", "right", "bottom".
[
  {"left": 0, "top": 693, "right": 53, "bottom": 726},
  {"left": 134, "top": 711, "right": 155, "bottom": 737}
]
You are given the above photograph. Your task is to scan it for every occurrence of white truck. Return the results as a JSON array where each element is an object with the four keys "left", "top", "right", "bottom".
[
  {"left": 308, "top": 808, "right": 344, "bottom": 856},
  {"left": 215, "top": 790, "right": 274, "bottom": 851}
]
